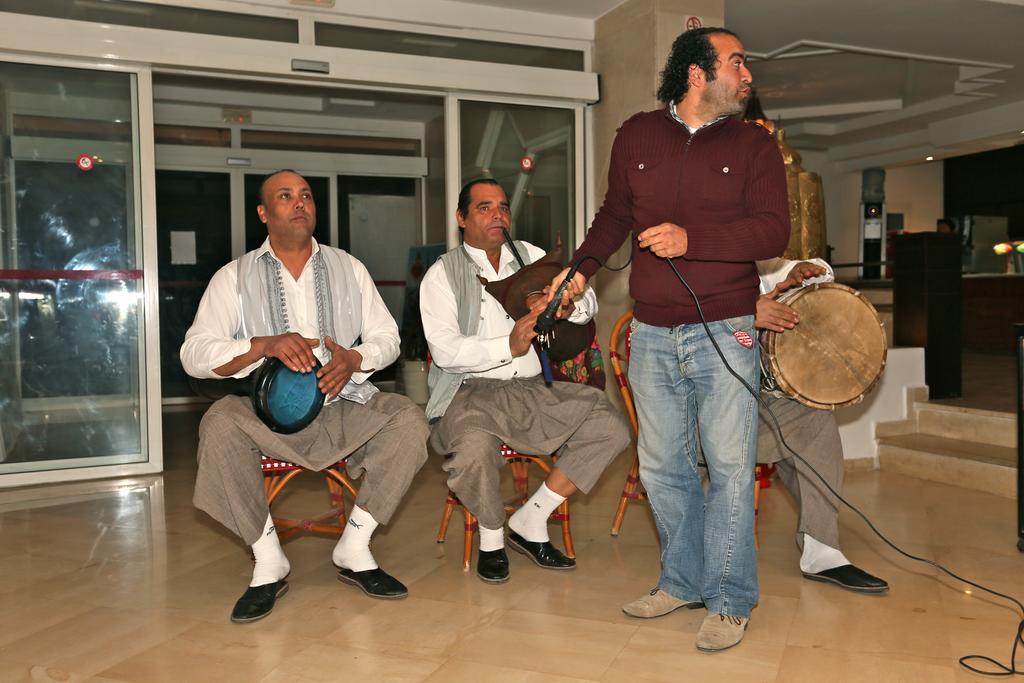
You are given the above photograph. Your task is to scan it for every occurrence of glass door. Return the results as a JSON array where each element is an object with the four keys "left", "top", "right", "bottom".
[{"left": 0, "top": 60, "right": 154, "bottom": 478}]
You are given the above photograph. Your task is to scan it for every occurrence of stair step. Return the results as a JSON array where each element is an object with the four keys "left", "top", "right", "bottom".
[
  {"left": 912, "top": 402, "right": 1016, "bottom": 448},
  {"left": 878, "top": 433, "right": 1015, "bottom": 467},
  {"left": 878, "top": 432, "right": 1016, "bottom": 498}
]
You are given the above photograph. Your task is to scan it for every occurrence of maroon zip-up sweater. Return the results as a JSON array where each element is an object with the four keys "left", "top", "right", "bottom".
[{"left": 574, "top": 108, "right": 790, "bottom": 327}]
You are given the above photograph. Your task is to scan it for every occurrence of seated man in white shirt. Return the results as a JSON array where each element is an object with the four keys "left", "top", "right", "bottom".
[
  {"left": 421, "top": 179, "right": 631, "bottom": 584},
  {"left": 181, "top": 170, "right": 429, "bottom": 624},
  {"left": 754, "top": 257, "right": 888, "bottom": 594}
]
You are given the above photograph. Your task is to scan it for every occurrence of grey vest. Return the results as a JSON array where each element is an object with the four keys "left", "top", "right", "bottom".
[
  {"left": 425, "top": 242, "right": 528, "bottom": 419},
  {"left": 235, "top": 246, "right": 378, "bottom": 404}
]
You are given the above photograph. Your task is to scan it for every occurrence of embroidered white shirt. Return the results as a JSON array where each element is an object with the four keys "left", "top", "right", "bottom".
[{"left": 180, "top": 238, "right": 399, "bottom": 389}]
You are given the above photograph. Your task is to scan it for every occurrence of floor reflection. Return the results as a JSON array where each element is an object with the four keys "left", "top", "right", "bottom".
[{"left": 0, "top": 405, "right": 1021, "bottom": 681}]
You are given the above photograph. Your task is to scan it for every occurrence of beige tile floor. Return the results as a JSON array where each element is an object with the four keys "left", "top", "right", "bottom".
[{"left": 1, "top": 408, "right": 1023, "bottom": 682}]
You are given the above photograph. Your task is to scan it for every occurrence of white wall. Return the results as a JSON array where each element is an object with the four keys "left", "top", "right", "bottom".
[
  {"left": 835, "top": 347, "right": 926, "bottom": 462},
  {"left": 798, "top": 151, "right": 945, "bottom": 268},
  {"left": 884, "top": 162, "right": 945, "bottom": 233}
]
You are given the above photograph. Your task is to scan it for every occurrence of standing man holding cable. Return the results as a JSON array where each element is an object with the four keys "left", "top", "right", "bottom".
[{"left": 550, "top": 27, "right": 789, "bottom": 652}]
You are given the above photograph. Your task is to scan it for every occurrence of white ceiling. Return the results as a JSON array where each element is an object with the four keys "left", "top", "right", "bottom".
[
  {"left": 727, "top": 0, "right": 1024, "bottom": 168},
  {"left": 448, "top": 0, "right": 625, "bottom": 19},
  {"left": 452, "top": 0, "right": 1024, "bottom": 169}
]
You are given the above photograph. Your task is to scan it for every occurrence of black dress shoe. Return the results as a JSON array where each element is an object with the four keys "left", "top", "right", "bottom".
[
  {"left": 477, "top": 548, "right": 510, "bottom": 584},
  {"left": 337, "top": 567, "right": 409, "bottom": 599},
  {"left": 803, "top": 564, "right": 889, "bottom": 594},
  {"left": 507, "top": 531, "right": 576, "bottom": 570},
  {"left": 230, "top": 580, "right": 288, "bottom": 623}
]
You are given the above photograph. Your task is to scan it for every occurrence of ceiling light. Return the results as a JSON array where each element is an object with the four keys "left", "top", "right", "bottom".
[{"left": 925, "top": 156, "right": 934, "bottom": 161}]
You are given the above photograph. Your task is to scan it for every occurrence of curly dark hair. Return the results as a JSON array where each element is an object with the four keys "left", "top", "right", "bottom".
[{"left": 657, "top": 27, "right": 739, "bottom": 104}]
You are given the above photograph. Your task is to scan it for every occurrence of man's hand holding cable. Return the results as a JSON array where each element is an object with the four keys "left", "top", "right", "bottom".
[
  {"left": 316, "top": 336, "right": 363, "bottom": 398},
  {"left": 638, "top": 222, "right": 688, "bottom": 258},
  {"left": 545, "top": 268, "right": 587, "bottom": 310}
]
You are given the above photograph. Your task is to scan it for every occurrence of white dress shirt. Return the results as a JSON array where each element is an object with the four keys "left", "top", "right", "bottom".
[
  {"left": 420, "top": 242, "right": 598, "bottom": 380},
  {"left": 181, "top": 238, "right": 400, "bottom": 392},
  {"left": 756, "top": 256, "right": 834, "bottom": 296}
]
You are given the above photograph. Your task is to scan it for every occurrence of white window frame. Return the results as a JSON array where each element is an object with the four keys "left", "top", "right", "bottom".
[
  {"left": 0, "top": 52, "right": 163, "bottom": 488},
  {"left": 444, "top": 92, "right": 586, "bottom": 252}
]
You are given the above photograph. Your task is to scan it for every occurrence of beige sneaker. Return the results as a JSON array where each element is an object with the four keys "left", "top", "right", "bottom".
[
  {"left": 695, "top": 613, "right": 749, "bottom": 652},
  {"left": 622, "top": 588, "right": 702, "bottom": 618}
]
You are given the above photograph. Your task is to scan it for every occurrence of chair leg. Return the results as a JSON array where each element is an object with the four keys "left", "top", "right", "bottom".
[
  {"left": 754, "top": 472, "right": 762, "bottom": 515},
  {"left": 462, "top": 509, "right": 477, "bottom": 572},
  {"left": 437, "top": 492, "right": 458, "bottom": 543},
  {"left": 611, "top": 455, "right": 642, "bottom": 536},
  {"left": 325, "top": 475, "right": 347, "bottom": 531},
  {"left": 556, "top": 499, "right": 575, "bottom": 559},
  {"left": 510, "top": 459, "right": 530, "bottom": 504},
  {"left": 754, "top": 478, "right": 761, "bottom": 550}
]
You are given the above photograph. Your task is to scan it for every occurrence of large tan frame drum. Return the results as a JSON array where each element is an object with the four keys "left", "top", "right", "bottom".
[{"left": 763, "top": 283, "right": 887, "bottom": 410}]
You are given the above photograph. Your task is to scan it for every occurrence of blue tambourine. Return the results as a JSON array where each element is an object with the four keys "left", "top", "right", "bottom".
[{"left": 250, "top": 357, "right": 326, "bottom": 434}]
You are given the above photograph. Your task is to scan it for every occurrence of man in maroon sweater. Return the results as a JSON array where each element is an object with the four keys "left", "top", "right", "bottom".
[{"left": 552, "top": 27, "right": 789, "bottom": 652}]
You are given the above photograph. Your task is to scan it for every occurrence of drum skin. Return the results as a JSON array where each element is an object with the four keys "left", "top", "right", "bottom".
[
  {"left": 764, "top": 283, "right": 887, "bottom": 410},
  {"left": 251, "top": 357, "right": 326, "bottom": 434}
]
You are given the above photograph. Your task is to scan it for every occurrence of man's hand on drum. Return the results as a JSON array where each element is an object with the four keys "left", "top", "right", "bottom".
[
  {"left": 755, "top": 291, "right": 800, "bottom": 332},
  {"left": 638, "top": 222, "right": 688, "bottom": 258},
  {"left": 256, "top": 333, "right": 319, "bottom": 373},
  {"left": 317, "top": 336, "right": 363, "bottom": 398},
  {"left": 776, "top": 261, "right": 827, "bottom": 292},
  {"left": 510, "top": 297, "right": 545, "bottom": 357}
]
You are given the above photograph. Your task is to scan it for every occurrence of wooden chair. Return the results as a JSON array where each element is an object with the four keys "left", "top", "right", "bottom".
[
  {"left": 607, "top": 310, "right": 771, "bottom": 537},
  {"left": 261, "top": 455, "right": 359, "bottom": 542},
  {"left": 436, "top": 445, "right": 574, "bottom": 571}
]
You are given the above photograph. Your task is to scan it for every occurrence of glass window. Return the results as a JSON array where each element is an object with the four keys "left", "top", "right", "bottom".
[
  {"left": 0, "top": 61, "right": 148, "bottom": 473},
  {"left": 240, "top": 129, "right": 420, "bottom": 157},
  {"left": 155, "top": 125, "right": 231, "bottom": 147},
  {"left": 459, "top": 100, "right": 575, "bottom": 254},
  {"left": 315, "top": 23, "right": 585, "bottom": 72},
  {"left": 0, "top": 0, "right": 298, "bottom": 42},
  {"left": 156, "top": 171, "right": 232, "bottom": 399}
]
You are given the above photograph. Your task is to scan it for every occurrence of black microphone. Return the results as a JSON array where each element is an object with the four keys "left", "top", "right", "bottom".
[{"left": 535, "top": 262, "right": 581, "bottom": 335}]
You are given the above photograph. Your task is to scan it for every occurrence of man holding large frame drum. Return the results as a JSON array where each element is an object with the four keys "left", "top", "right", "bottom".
[
  {"left": 754, "top": 256, "right": 889, "bottom": 594},
  {"left": 181, "top": 170, "right": 429, "bottom": 624}
]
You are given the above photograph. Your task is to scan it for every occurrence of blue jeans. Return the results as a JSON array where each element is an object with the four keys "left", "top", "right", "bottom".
[{"left": 628, "top": 316, "right": 760, "bottom": 617}]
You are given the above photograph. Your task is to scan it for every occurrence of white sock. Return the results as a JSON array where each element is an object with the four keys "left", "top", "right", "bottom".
[
  {"left": 508, "top": 482, "right": 565, "bottom": 543},
  {"left": 799, "top": 534, "right": 851, "bottom": 574},
  {"left": 250, "top": 514, "right": 290, "bottom": 587},
  {"left": 332, "top": 506, "right": 379, "bottom": 572},
  {"left": 479, "top": 525, "right": 505, "bottom": 552}
]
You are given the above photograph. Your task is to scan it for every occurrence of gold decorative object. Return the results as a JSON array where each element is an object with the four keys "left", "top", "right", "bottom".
[{"left": 742, "top": 93, "right": 827, "bottom": 260}]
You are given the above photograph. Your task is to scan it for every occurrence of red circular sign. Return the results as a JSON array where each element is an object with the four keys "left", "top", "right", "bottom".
[
  {"left": 686, "top": 15, "right": 702, "bottom": 31},
  {"left": 519, "top": 156, "right": 534, "bottom": 173},
  {"left": 76, "top": 154, "right": 94, "bottom": 172}
]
